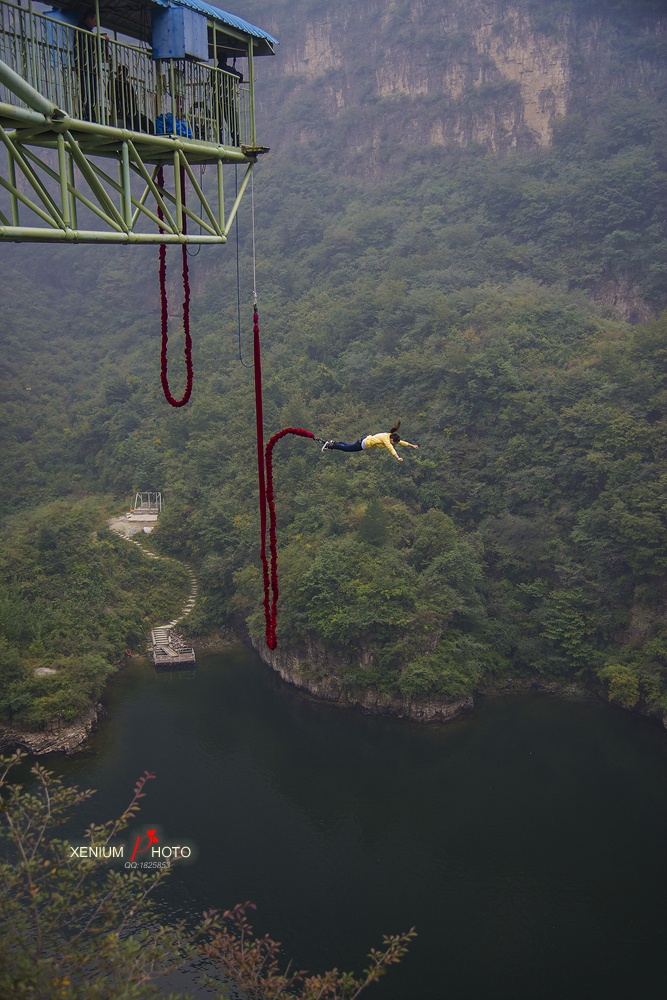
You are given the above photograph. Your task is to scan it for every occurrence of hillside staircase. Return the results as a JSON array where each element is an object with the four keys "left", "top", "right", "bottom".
[{"left": 108, "top": 507, "right": 198, "bottom": 670}]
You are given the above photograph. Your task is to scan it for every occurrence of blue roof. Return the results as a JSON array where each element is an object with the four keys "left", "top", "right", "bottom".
[
  {"left": 47, "top": 1, "right": 277, "bottom": 52},
  {"left": 153, "top": 0, "right": 278, "bottom": 48}
]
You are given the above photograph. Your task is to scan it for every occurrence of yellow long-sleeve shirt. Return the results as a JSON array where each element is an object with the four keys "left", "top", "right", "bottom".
[{"left": 361, "top": 432, "right": 415, "bottom": 460}]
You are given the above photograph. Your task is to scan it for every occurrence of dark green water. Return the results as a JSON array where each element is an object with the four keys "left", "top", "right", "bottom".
[{"left": 43, "top": 647, "right": 667, "bottom": 1000}]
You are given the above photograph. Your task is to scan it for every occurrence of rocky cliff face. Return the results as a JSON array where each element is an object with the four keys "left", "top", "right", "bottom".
[
  {"left": 0, "top": 703, "right": 102, "bottom": 755},
  {"left": 252, "top": 637, "right": 667, "bottom": 730},
  {"left": 251, "top": 0, "right": 666, "bottom": 164},
  {"left": 253, "top": 636, "right": 474, "bottom": 723}
]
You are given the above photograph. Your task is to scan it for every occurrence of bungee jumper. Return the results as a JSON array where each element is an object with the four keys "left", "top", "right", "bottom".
[
  {"left": 257, "top": 419, "right": 421, "bottom": 649},
  {"left": 244, "top": 185, "right": 422, "bottom": 648},
  {"left": 319, "top": 421, "right": 419, "bottom": 462}
]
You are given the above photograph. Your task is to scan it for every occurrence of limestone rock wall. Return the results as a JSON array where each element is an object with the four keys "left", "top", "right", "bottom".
[
  {"left": 252, "top": 0, "right": 667, "bottom": 164},
  {"left": 253, "top": 636, "right": 474, "bottom": 723},
  {"left": 0, "top": 703, "right": 102, "bottom": 756}
]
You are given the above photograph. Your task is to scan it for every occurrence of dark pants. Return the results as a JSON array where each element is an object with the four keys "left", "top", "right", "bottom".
[{"left": 331, "top": 439, "right": 364, "bottom": 452}]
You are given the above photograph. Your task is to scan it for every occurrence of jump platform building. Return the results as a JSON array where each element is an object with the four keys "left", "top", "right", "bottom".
[{"left": 0, "top": 0, "right": 277, "bottom": 244}]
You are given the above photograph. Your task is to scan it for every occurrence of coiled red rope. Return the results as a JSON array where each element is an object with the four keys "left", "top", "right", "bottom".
[
  {"left": 152, "top": 172, "right": 307, "bottom": 645},
  {"left": 264, "top": 427, "right": 315, "bottom": 648},
  {"left": 252, "top": 304, "right": 270, "bottom": 641},
  {"left": 252, "top": 304, "right": 315, "bottom": 648},
  {"left": 157, "top": 165, "right": 193, "bottom": 407}
]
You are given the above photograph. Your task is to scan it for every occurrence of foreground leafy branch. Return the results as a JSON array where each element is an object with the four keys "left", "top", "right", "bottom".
[
  {"left": 0, "top": 753, "right": 414, "bottom": 999},
  {"left": 198, "top": 903, "right": 416, "bottom": 999},
  {"left": 0, "top": 752, "right": 188, "bottom": 999}
]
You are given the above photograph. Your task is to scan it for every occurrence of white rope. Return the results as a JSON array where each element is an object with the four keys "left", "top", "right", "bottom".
[{"left": 251, "top": 169, "right": 257, "bottom": 307}]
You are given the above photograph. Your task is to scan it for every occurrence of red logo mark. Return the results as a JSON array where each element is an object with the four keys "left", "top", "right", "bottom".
[{"left": 129, "top": 828, "right": 159, "bottom": 862}]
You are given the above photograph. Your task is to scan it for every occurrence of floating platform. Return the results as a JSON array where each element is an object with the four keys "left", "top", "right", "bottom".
[{"left": 151, "top": 627, "right": 196, "bottom": 669}]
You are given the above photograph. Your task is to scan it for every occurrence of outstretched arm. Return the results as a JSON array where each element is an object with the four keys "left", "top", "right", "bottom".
[
  {"left": 398, "top": 440, "right": 419, "bottom": 450},
  {"left": 383, "top": 440, "right": 402, "bottom": 461}
]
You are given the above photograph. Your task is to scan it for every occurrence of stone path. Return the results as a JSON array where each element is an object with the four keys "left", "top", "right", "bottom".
[{"left": 107, "top": 516, "right": 198, "bottom": 638}]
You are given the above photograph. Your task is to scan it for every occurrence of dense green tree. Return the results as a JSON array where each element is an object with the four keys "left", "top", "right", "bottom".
[
  {"left": 0, "top": 500, "right": 191, "bottom": 727},
  {"left": 1, "top": 11, "right": 667, "bottom": 719}
]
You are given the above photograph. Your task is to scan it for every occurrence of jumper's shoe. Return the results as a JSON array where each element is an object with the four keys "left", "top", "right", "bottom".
[{"left": 321, "top": 440, "right": 335, "bottom": 451}]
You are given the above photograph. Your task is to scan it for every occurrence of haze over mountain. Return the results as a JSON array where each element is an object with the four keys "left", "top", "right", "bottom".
[
  {"left": 1, "top": 0, "right": 667, "bottom": 729},
  {"left": 236, "top": 0, "right": 667, "bottom": 320},
  {"left": 249, "top": 0, "right": 666, "bottom": 157}
]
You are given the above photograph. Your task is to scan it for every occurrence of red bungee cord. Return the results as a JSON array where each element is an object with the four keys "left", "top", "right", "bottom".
[
  {"left": 264, "top": 426, "right": 315, "bottom": 649},
  {"left": 252, "top": 300, "right": 271, "bottom": 641},
  {"left": 251, "top": 301, "right": 315, "bottom": 648},
  {"left": 156, "top": 165, "right": 193, "bottom": 407}
]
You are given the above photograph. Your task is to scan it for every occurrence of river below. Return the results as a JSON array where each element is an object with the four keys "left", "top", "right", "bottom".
[{"left": 42, "top": 645, "right": 667, "bottom": 999}]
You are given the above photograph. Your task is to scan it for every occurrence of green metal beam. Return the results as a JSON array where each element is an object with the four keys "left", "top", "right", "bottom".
[
  {"left": 20, "top": 142, "right": 128, "bottom": 232},
  {"left": 0, "top": 104, "right": 253, "bottom": 161},
  {"left": 0, "top": 226, "right": 228, "bottom": 243},
  {"left": 0, "top": 172, "right": 59, "bottom": 228},
  {"left": 224, "top": 162, "right": 254, "bottom": 234},
  {"left": 7, "top": 140, "right": 18, "bottom": 224},
  {"left": 0, "top": 125, "right": 64, "bottom": 226},
  {"left": 126, "top": 142, "right": 179, "bottom": 231},
  {"left": 179, "top": 155, "right": 223, "bottom": 237},
  {"left": 0, "top": 57, "right": 63, "bottom": 119},
  {"left": 57, "top": 133, "right": 70, "bottom": 227},
  {"left": 63, "top": 128, "right": 128, "bottom": 232},
  {"left": 121, "top": 141, "right": 132, "bottom": 226},
  {"left": 0, "top": 15, "right": 271, "bottom": 251},
  {"left": 0, "top": 103, "right": 261, "bottom": 243}
]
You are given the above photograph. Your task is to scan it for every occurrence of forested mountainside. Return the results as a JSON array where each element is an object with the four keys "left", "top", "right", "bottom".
[
  {"left": 1, "top": 0, "right": 667, "bottom": 727},
  {"left": 244, "top": 0, "right": 667, "bottom": 319},
  {"left": 245, "top": 0, "right": 667, "bottom": 161}
]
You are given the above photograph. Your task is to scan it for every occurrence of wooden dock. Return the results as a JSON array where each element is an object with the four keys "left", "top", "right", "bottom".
[{"left": 151, "top": 627, "right": 196, "bottom": 669}]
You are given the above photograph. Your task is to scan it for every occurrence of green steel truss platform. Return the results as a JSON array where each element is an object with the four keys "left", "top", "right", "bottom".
[
  {"left": 0, "top": 0, "right": 272, "bottom": 245},
  {"left": 0, "top": 95, "right": 264, "bottom": 245}
]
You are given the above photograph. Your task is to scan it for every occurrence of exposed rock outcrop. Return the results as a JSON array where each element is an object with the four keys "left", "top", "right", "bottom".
[
  {"left": 256, "top": 0, "right": 667, "bottom": 161},
  {"left": 254, "top": 637, "right": 473, "bottom": 722},
  {"left": 0, "top": 703, "right": 103, "bottom": 756},
  {"left": 253, "top": 636, "right": 667, "bottom": 730}
]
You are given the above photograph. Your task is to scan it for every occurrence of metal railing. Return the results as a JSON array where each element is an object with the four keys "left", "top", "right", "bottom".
[{"left": 0, "top": 1, "right": 251, "bottom": 145}]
